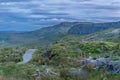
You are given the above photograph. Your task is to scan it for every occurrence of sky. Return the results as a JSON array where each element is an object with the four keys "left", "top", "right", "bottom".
[{"left": 0, "top": 0, "right": 120, "bottom": 31}]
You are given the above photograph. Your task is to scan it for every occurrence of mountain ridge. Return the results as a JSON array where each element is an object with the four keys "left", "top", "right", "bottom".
[
  {"left": 0, "top": 21, "right": 120, "bottom": 48},
  {"left": 68, "top": 21, "right": 120, "bottom": 35}
]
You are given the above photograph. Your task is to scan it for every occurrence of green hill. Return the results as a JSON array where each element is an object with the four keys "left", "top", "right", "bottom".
[
  {"left": 0, "top": 22, "right": 77, "bottom": 48},
  {"left": 1, "top": 21, "right": 120, "bottom": 48}
]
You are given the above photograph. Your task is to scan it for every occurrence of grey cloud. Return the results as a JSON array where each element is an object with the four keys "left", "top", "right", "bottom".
[{"left": 0, "top": 0, "right": 120, "bottom": 31}]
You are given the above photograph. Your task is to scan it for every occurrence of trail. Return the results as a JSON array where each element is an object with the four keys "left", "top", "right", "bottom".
[{"left": 17, "top": 49, "right": 37, "bottom": 64}]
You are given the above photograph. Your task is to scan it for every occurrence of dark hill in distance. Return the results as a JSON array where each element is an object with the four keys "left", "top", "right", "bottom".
[
  {"left": 0, "top": 21, "right": 120, "bottom": 48},
  {"left": 68, "top": 21, "right": 120, "bottom": 35}
]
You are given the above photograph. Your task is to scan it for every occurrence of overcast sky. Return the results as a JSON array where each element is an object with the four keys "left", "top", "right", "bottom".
[{"left": 0, "top": 0, "right": 120, "bottom": 31}]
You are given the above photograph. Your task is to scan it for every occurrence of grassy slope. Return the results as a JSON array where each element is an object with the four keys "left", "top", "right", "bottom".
[
  {"left": 0, "top": 39, "right": 120, "bottom": 80},
  {"left": 1, "top": 21, "right": 120, "bottom": 48},
  {"left": 81, "top": 28, "right": 120, "bottom": 42},
  {"left": 0, "top": 26, "right": 120, "bottom": 80},
  {"left": 0, "top": 22, "right": 75, "bottom": 48}
]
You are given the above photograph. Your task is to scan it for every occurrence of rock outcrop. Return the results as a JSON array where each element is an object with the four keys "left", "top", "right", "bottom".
[{"left": 80, "top": 56, "right": 120, "bottom": 74}]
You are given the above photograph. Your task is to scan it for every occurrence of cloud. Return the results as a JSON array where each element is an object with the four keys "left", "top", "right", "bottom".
[{"left": 0, "top": 0, "right": 120, "bottom": 31}]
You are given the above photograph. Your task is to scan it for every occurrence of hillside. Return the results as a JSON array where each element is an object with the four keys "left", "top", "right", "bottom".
[
  {"left": 82, "top": 28, "right": 120, "bottom": 42},
  {"left": 0, "top": 38, "right": 120, "bottom": 80},
  {"left": 0, "top": 22, "right": 77, "bottom": 48},
  {"left": 68, "top": 21, "right": 120, "bottom": 35},
  {"left": 0, "top": 22, "right": 120, "bottom": 80},
  {"left": 1, "top": 21, "right": 120, "bottom": 48}
]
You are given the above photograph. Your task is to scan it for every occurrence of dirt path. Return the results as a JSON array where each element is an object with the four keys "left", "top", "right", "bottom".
[{"left": 17, "top": 49, "right": 37, "bottom": 64}]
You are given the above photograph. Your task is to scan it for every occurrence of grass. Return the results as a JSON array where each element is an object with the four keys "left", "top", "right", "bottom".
[
  {"left": 0, "top": 39, "right": 120, "bottom": 80},
  {"left": 0, "top": 76, "right": 25, "bottom": 80}
]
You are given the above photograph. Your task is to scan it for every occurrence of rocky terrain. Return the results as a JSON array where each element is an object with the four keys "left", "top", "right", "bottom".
[{"left": 81, "top": 56, "right": 120, "bottom": 74}]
